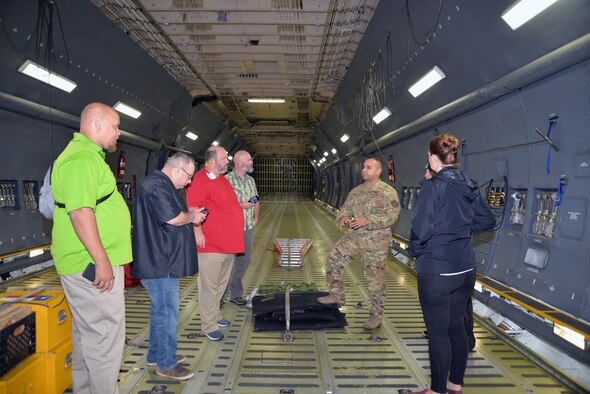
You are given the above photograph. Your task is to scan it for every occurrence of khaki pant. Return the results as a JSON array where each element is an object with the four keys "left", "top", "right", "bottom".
[
  {"left": 197, "top": 253, "right": 235, "bottom": 333},
  {"left": 60, "top": 265, "right": 125, "bottom": 394}
]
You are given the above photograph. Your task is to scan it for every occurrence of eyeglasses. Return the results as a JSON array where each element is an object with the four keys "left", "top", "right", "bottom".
[{"left": 179, "top": 167, "right": 194, "bottom": 179}]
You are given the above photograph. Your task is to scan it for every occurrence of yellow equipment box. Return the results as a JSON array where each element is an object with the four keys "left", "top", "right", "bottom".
[
  {"left": 0, "top": 290, "right": 71, "bottom": 352},
  {"left": 0, "top": 354, "right": 46, "bottom": 394},
  {"left": 42, "top": 338, "right": 72, "bottom": 394}
]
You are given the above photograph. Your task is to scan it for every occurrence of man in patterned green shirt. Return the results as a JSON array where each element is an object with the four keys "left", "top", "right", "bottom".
[
  {"left": 225, "top": 150, "right": 260, "bottom": 306},
  {"left": 318, "top": 157, "right": 400, "bottom": 329}
]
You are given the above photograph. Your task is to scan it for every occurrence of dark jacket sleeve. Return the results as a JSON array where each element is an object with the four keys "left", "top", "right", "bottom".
[
  {"left": 471, "top": 193, "right": 496, "bottom": 234},
  {"left": 409, "top": 181, "right": 437, "bottom": 258}
]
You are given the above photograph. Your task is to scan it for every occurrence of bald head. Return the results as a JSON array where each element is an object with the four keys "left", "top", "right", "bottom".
[
  {"left": 233, "top": 150, "right": 254, "bottom": 174},
  {"left": 80, "top": 103, "right": 121, "bottom": 152},
  {"left": 361, "top": 157, "right": 383, "bottom": 185}
]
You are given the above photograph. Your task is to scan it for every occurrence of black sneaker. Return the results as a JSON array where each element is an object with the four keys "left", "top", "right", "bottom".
[
  {"left": 230, "top": 297, "right": 247, "bottom": 306},
  {"left": 155, "top": 364, "right": 194, "bottom": 380}
]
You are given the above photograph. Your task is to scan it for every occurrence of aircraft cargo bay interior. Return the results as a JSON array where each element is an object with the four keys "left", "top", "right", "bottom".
[
  {"left": 1, "top": 0, "right": 590, "bottom": 393},
  {"left": 0, "top": 201, "right": 584, "bottom": 393}
]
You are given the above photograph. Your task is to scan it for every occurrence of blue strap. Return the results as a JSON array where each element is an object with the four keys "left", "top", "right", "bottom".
[
  {"left": 546, "top": 121, "right": 555, "bottom": 174},
  {"left": 556, "top": 177, "right": 565, "bottom": 207}
]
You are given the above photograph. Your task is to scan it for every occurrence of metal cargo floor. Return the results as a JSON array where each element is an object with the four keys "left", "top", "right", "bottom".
[{"left": 3, "top": 201, "right": 571, "bottom": 393}]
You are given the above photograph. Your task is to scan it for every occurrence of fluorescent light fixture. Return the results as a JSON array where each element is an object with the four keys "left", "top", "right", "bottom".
[
  {"left": 247, "top": 98, "right": 285, "bottom": 103},
  {"left": 29, "top": 248, "right": 45, "bottom": 258},
  {"left": 323, "top": 151, "right": 329, "bottom": 157},
  {"left": 185, "top": 131, "right": 198, "bottom": 140},
  {"left": 553, "top": 323, "right": 588, "bottom": 350},
  {"left": 502, "top": 0, "right": 559, "bottom": 30},
  {"left": 228, "top": 155, "right": 233, "bottom": 161},
  {"left": 331, "top": 148, "right": 337, "bottom": 154},
  {"left": 408, "top": 66, "right": 446, "bottom": 98},
  {"left": 113, "top": 101, "right": 141, "bottom": 119},
  {"left": 372, "top": 107, "right": 392, "bottom": 124},
  {"left": 211, "top": 140, "right": 219, "bottom": 146},
  {"left": 18, "top": 60, "right": 77, "bottom": 93},
  {"left": 340, "top": 134, "right": 350, "bottom": 143}
]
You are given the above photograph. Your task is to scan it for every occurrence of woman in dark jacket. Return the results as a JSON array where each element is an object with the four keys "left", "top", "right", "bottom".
[{"left": 408, "top": 134, "right": 495, "bottom": 394}]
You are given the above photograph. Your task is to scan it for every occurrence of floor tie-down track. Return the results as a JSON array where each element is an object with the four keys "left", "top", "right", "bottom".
[{"left": 0, "top": 201, "right": 575, "bottom": 393}]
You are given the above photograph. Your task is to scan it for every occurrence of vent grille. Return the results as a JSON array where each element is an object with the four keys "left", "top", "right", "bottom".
[
  {"left": 279, "top": 35, "right": 306, "bottom": 44},
  {"left": 277, "top": 25, "right": 305, "bottom": 34},
  {"left": 172, "top": 0, "right": 203, "bottom": 8},
  {"left": 285, "top": 54, "right": 307, "bottom": 61},
  {"left": 185, "top": 23, "right": 212, "bottom": 32},
  {"left": 275, "top": 12, "right": 303, "bottom": 21},
  {"left": 189, "top": 34, "right": 215, "bottom": 42},
  {"left": 271, "top": 0, "right": 303, "bottom": 10}
]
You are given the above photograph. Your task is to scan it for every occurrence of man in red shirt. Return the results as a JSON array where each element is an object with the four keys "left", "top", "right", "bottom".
[{"left": 186, "top": 146, "right": 244, "bottom": 341}]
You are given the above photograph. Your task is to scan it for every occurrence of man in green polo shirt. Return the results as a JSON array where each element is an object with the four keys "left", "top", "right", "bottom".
[{"left": 51, "top": 102, "right": 131, "bottom": 394}]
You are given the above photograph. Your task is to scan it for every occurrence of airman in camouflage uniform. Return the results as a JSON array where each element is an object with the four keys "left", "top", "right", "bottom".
[{"left": 318, "top": 158, "right": 400, "bottom": 329}]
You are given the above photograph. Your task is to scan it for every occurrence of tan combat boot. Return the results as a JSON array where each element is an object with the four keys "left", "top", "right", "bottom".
[
  {"left": 363, "top": 315, "right": 382, "bottom": 329},
  {"left": 317, "top": 294, "right": 345, "bottom": 306}
]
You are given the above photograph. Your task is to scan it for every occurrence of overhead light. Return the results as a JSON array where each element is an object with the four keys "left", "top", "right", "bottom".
[
  {"left": 185, "top": 131, "right": 198, "bottom": 140},
  {"left": 372, "top": 107, "right": 392, "bottom": 124},
  {"left": 212, "top": 140, "right": 219, "bottom": 146},
  {"left": 247, "top": 98, "right": 285, "bottom": 103},
  {"left": 29, "top": 248, "right": 45, "bottom": 258},
  {"left": 340, "top": 134, "right": 350, "bottom": 143},
  {"left": 18, "top": 60, "right": 77, "bottom": 93},
  {"left": 113, "top": 101, "right": 141, "bottom": 119},
  {"left": 408, "top": 66, "right": 446, "bottom": 98},
  {"left": 553, "top": 323, "right": 588, "bottom": 350},
  {"left": 323, "top": 151, "right": 329, "bottom": 157},
  {"left": 331, "top": 148, "right": 337, "bottom": 154},
  {"left": 502, "top": 0, "right": 559, "bottom": 30},
  {"left": 228, "top": 155, "right": 233, "bottom": 161}
]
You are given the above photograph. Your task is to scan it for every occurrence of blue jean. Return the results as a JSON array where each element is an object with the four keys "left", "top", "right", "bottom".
[
  {"left": 418, "top": 269, "right": 476, "bottom": 394},
  {"left": 141, "top": 278, "right": 179, "bottom": 371}
]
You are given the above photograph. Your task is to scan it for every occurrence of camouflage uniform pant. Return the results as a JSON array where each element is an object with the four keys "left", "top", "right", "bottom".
[{"left": 326, "top": 230, "right": 389, "bottom": 316}]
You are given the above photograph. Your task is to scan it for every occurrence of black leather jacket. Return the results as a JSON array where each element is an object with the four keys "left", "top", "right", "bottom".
[{"left": 409, "top": 166, "right": 495, "bottom": 274}]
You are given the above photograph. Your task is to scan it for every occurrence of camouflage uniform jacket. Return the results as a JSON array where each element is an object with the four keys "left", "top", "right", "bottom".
[{"left": 336, "top": 180, "right": 400, "bottom": 238}]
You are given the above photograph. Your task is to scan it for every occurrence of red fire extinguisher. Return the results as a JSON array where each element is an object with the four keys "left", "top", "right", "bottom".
[
  {"left": 117, "top": 151, "right": 126, "bottom": 178},
  {"left": 388, "top": 154, "right": 395, "bottom": 182}
]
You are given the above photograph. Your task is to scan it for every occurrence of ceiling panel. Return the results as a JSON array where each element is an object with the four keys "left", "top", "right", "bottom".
[{"left": 92, "top": 0, "right": 380, "bottom": 156}]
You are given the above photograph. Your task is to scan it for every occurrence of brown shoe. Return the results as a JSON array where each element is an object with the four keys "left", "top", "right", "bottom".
[
  {"left": 156, "top": 364, "right": 194, "bottom": 380},
  {"left": 317, "top": 295, "right": 345, "bottom": 306},
  {"left": 363, "top": 315, "right": 382, "bottom": 329}
]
